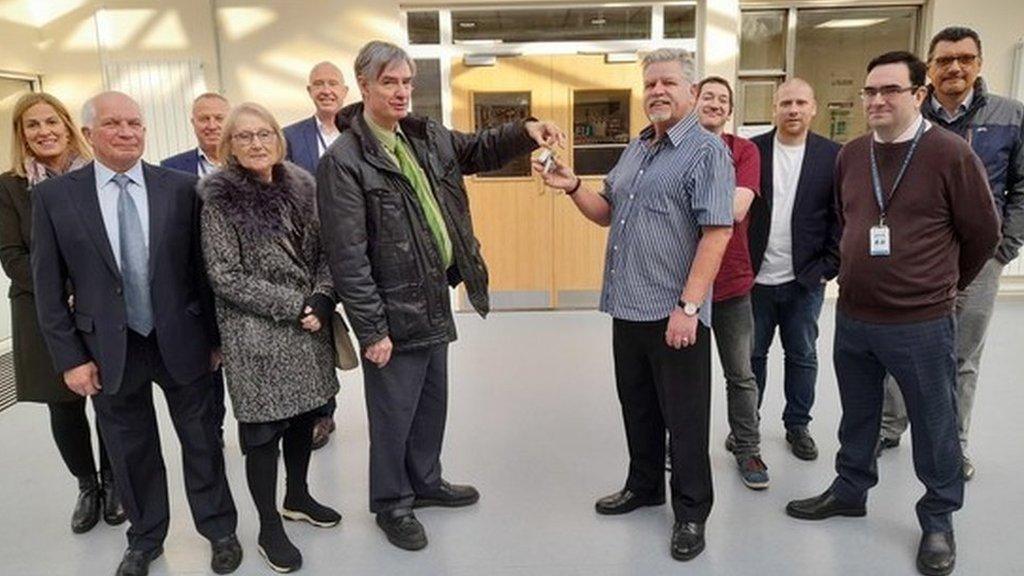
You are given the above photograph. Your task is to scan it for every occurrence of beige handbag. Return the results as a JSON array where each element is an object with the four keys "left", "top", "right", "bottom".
[{"left": 331, "top": 310, "right": 359, "bottom": 371}]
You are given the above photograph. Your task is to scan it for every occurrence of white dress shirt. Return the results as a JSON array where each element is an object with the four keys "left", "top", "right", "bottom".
[{"left": 93, "top": 160, "right": 150, "bottom": 270}]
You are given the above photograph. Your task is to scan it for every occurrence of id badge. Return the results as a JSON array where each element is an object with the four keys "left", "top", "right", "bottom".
[{"left": 869, "top": 225, "right": 891, "bottom": 257}]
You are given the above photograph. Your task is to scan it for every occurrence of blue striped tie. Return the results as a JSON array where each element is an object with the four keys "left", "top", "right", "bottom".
[{"left": 113, "top": 174, "right": 153, "bottom": 335}]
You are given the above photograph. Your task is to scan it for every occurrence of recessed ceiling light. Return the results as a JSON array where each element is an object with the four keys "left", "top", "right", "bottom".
[
  {"left": 459, "top": 21, "right": 476, "bottom": 29},
  {"left": 591, "top": 18, "right": 607, "bottom": 25},
  {"left": 815, "top": 18, "right": 888, "bottom": 29}
]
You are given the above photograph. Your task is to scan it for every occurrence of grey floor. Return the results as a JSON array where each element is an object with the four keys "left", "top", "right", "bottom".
[{"left": 1, "top": 298, "right": 1022, "bottom": 576}]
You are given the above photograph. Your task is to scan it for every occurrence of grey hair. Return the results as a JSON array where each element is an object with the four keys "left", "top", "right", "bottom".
[
  {"left": 354, "top": 40, "right": 417, "bottom": 81},
  {"left": 81, "top": 91, "right": 144, "bottom": 128},
  {"left": 642, "top": 48, "right": 697, "bottom": 84},
  {"left": 81, "top": 97, "right": 97, "bottom": 128}
]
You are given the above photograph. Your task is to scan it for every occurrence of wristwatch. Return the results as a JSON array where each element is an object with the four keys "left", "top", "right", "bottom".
[{"left": 678, "top": 299, "right": 700, "bottom": 317}]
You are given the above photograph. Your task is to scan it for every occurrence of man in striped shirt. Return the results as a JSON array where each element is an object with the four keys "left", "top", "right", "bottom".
[{"left": 535, "top": 48, "right": 734, "bottom": 562}]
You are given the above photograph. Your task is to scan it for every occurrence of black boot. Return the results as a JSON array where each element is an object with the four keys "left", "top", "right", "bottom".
[
  {"left": 71, "top": 474, "right": 101, "bottom": 534},
  {"left": 257, "top": 518, "right": 302, "bottom": 573},
  {"left": 101, "top": 470, "right": 128, "bottom": 525}
]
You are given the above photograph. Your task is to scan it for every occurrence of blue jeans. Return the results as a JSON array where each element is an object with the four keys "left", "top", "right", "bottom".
[
  {"left": 829, "top": 312, "right": 962, "bottom": 533},
  {"left": 751, "top": 280, "right": 825, "bottom": 430}
]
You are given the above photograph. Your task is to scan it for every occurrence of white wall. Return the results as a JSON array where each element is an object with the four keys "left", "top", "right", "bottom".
[{"left": 928, "top": 0, "right": 1023, "bottom": 95}]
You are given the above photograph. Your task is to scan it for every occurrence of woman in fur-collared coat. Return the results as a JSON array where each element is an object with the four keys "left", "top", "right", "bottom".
[{"left": 200, "top": 102, "right": 340, "bottom": 573}]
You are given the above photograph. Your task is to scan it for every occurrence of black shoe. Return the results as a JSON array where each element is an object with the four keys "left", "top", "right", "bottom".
[
  {"left": 724, "top": 433, "right": 736, "bottom": 453},
  {"left": 282, "top": 492, "right": 342, "bottom": 527},
  {"left": 115, "top": 546, "right": 163, "bottom": 576},
  {"left": 594, "top": 489, "right": 665, "bottom": 515},
  {"left": 917, "top": 531, "right": 956, "bottom": 576},
  {"left": 670, "top": 522, "right": 706, "bottom": 561},
  {"left": 786, "top": 489, "right": 866, "bottom": 520},
  {"left": 258, "top": 521, "right": 302, "bottom": 573},
  {"left": 311, "top": 417, "right": 335, "bottom": 451},
  {"left": 376, "top": 509, "right": 427, "bottom": 551},
  {"left": 962, "top": 457, "right": 975, "bottom": 482},
  {"left": 100, "top": 470, "right": 127, "bottom": 526},
  {"left": 786, "top": 427, "right": 819, "bottom": 461},
  {"left": 210, "top": 534, "right": 243, "bottom": 575},
  {"left": 875, "top": 436, "right": 901, "bottom": 457},
  {"left": 71, "top": 475, "right": 101, "bottom": 534},
  {"left": 413, "top": 480, "right": 480, "bottom": 509}
]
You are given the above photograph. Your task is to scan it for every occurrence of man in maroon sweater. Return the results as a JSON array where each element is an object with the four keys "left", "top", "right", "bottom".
[{"left": 785, "top": 52, "right": 999, "bottom": 576}]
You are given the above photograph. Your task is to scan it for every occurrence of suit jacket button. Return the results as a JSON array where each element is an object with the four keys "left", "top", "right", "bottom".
[
  {"left": 115, "top": 287, "right": 123, "bottom": 295},
  {"left": 119, "top": 324, "right": 126, "bottom": 332}
]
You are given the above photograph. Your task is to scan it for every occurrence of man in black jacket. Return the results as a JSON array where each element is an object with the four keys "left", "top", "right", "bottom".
[
  {"left": 747, "top": 78, "right": 841, "bottom": 462},
  {"left": 317, "top": 41, "right": 563, "bottom": 551},
  {"left": 31, "top": 92, "right": 239, "bottom": 576}
]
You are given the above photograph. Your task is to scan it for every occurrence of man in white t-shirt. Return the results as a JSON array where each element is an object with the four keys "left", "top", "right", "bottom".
[{"left": 747, "top": 79, "right": 841, "bottom": 462}]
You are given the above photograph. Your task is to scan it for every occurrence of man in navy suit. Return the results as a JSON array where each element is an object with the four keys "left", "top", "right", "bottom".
[
  {"left": 283, "top": 60, "right": 349, "bottom": 449},
  {"left": 161, "top": 92, "right": 230, "bottom": 177},
  {"left": 161, "top": 92, "right": 230, "bottom": 443},
  {"left": 747, "top": 78, "right": 841, "bottom": 463},
  {"left": 284, "top": 61, "right": 349, "bottom": 175},
  {"left": 31, "top": 92, "right": 240, "bottom": 576}
]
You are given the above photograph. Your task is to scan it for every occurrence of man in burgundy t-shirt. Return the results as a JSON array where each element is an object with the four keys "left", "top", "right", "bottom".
[{"left": 694, "top": 77, "right": 768, "bottom": 490}]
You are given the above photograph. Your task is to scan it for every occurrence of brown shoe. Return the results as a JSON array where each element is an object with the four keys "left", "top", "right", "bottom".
[{"left": 311, "top": 417, "right": 335, "bottom": 451}]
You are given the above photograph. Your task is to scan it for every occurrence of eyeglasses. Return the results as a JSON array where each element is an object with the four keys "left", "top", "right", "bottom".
[
  {"left": 859, "top": 85, "right": 919, "bottom": 100},
  {"left": 231, "top": 130, "right": 277, "bottom": 145},
  {"left": 931, "top": 54, "right": 979, "bottom": 68}
]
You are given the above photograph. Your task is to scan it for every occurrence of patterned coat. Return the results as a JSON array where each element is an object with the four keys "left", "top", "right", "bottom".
[{"left": 200, "top": 162, "right": 338, "bottom": 423}]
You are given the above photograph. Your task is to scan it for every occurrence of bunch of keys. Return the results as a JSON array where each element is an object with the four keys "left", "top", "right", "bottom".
[{"left": 537, "top": 148, "right": 557, "bottom": 174}]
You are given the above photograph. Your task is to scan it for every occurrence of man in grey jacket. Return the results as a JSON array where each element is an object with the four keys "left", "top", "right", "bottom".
[
  {"left": 878, "top": 27, "right": 1023, "bottom": 482},
  {"left": 316, "top": 41, "right": 563, "bottom": 551}
]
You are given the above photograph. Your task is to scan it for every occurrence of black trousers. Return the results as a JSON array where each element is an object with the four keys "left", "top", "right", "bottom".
[
  {"left": 362, "top": 344, "right": 448, "bottom": 513},
  {"left": 210, "top": 367, "right": 226, "bottom": 439},
  {"left": 613, "top": 318, "right": 713, "bottom": 523},
  {"left": 830, "top": 312, "right": 963, "bottom": 533},
  {"left": 48, "top": 398, "right": 111, "bottom": 480},
  {"left": 92, "top": 331, "right": 237, "bottom": 552}
]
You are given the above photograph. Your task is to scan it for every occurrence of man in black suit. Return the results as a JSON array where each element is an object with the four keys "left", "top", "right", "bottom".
[
  {"left": 31, "top": 91, "right": 241, "bottom": 576},
  {"left": 748, "top": 78, "right": 841, "bottom": 462}
]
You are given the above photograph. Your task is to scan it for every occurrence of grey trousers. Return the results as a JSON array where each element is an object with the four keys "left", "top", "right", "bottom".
[
  {"left": 881, "top": 258, "right": 1003, "bottom": 451},
  {"left": 362, "top": 343, "right": 449, "bottom": 513},
  {"left": 712, "top": 294, "right": 761, "bottom": 457}
]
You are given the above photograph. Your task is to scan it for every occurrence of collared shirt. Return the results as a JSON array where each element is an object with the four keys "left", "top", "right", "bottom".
[
  {"left": 873, "top": 114, "right": 931, "bottom": 143},
  {"left": 364, "top": 111, "right": 453, "bottom": 268},
  {"left": 316, "top": 116, "right": 340, "bottom": 157},
  {"left": 93, "top": 160, "right": 149, "bottom": 270},
  {"left": 599, "top": 113, "right": 735, "bottom": 327},
  {"left": 930, "top": 89, "right": 973, "bottom": 123},
  {"left": 197, "top": 149, "right": 219, "bottom": 178}
]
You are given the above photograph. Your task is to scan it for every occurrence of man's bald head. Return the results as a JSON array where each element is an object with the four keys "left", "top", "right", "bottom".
[
  {"left": 307, "top": 61, "right": 348, "bottom": 119},
  {"left": 773, "top": 77, "right": 817, "bottom": 142}
]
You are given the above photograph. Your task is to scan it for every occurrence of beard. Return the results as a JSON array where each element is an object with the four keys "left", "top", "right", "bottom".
[{"left": 647, "top": 110, "right": 672, "bottom": 123}]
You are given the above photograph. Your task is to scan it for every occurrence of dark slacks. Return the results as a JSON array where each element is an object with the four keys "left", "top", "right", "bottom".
[
  {"left": 613, "top": 318, "right": 713, "bottom": 523},
  {"left": 362, "top": 343, "right": 448, "bottom": 513},
  {"left": 48, "top": 397, "right": 111, "bottom": 479},
  {"left": 829, "top": 312, "right": 963, "bottom": 533},
  {"left": 92, "top": 331, "right": 237, "bottom": 552},
  {"left": 751, "top": 281, "right": 824, "bottom": 430}
]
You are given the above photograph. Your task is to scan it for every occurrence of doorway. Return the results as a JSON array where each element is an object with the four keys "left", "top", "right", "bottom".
[{"left": 451, "top": 54, "right": 647, "bottom": 311}]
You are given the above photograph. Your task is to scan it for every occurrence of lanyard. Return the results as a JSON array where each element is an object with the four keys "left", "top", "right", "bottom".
[{"left": 869, "top": 119, "right": 925, "bottom": 224}]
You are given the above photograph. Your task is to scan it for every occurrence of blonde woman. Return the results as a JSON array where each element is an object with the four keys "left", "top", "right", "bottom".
[
  {"left": 200, "top": 102, "right": 340, "bottom": 573},
  {"left": 0, "top": 92, "right": 125, "bottom": 532}
]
